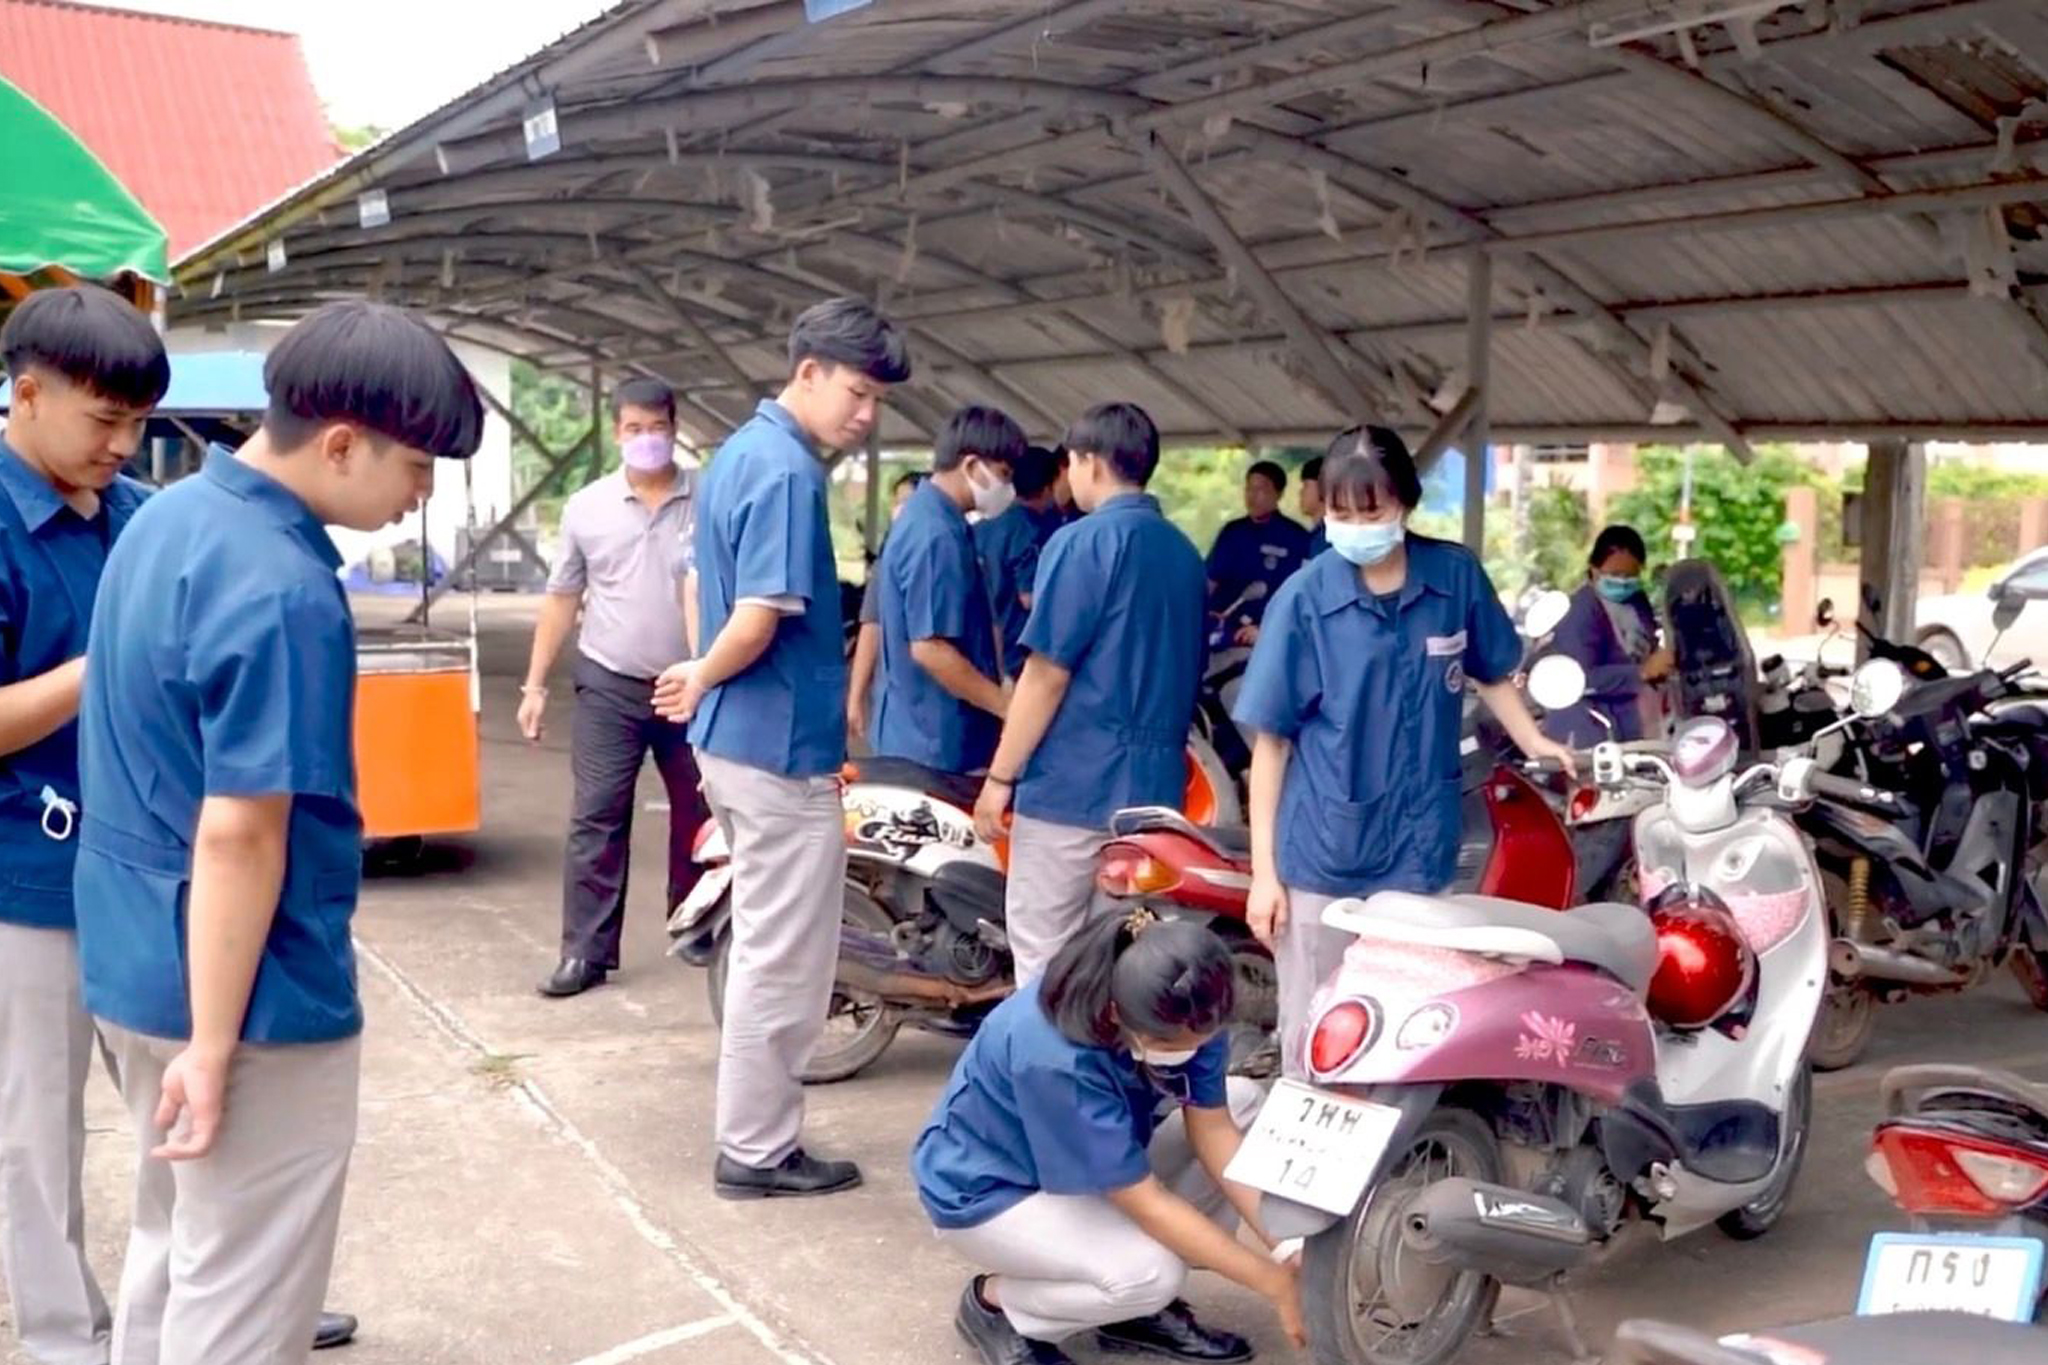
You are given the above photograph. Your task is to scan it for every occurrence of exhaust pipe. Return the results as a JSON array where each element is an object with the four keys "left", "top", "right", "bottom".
[
  {"left": 1400, "top": 1179, "right": 1594, "bottom": 1283},
  {"left": 836, "top": 930, "right": 1013, "bottom": 1008},
  {"left": 1829, "top": 938, "right": 1968, "bottom": 987}
]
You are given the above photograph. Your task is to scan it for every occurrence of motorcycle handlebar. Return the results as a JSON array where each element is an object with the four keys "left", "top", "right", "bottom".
[{"left": 1804, "top": 769, "right": 1907, "bottom": 813}]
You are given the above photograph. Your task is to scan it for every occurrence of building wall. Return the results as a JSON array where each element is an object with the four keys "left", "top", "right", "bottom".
[{"left": 164, "top": 322, "right": 514, "bottom": 574}]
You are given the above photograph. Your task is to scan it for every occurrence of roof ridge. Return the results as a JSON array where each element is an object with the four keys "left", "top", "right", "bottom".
[{"left": 6, "top": 0, "right": 298, "bottom": 41}]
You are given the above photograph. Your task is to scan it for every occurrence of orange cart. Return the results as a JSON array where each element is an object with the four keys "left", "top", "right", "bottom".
[{"left": 354, "top": 630, "right": 481, "bottom": 842}]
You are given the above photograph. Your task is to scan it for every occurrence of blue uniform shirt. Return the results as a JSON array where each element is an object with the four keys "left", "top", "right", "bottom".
[
  {"left": 0, "top": 441, "right": 149, "bottom": 928},
  {"left": 1207, "top": 512, "right": 1310, "bottom": 618},
  {"left": 74, "top": 448, "right": 363, "bottom": 1043},
  {"left": 912, "top": 980, "right": 1229, "bottom": 1230},
  {"left": 689, "top": 400, "right": 847, "bottom": 778},
  {"left": 1233, "top": 536, "right": 1520, "bottom": 898},
  {"left": 871, "top": 479, "right": 1000, "bottom": 773},
  {"left": 1016, "top": 492, "right": 1205, "bottom": 830},
  {"left": 973, "top": 499, "right": 1064, "bottom": 678}
]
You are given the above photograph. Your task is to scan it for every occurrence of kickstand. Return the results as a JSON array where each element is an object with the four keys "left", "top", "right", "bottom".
[{"left": 1545, "top": 1278, "right": 1595, "bottom": 1364}]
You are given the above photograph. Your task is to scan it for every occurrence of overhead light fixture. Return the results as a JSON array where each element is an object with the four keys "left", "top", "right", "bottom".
[{"left": 1588, "top": 0, "right": 1802, "bottom": 50}]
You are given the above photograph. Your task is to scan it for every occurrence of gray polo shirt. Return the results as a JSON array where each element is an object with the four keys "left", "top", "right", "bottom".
[{"left": 548, "top": 468, "right": 695, "bottom": 681}]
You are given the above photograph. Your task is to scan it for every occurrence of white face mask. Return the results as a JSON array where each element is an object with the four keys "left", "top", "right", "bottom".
[
  {"left": 969, "top": 463, "right": 1015, "bottom": 518},
  {"left": 1132, "top": 1042, "right": 1201, "bottom": 1068}
]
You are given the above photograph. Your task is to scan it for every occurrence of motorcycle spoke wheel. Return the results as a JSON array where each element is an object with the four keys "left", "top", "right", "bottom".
[
  {"left": 1227, "top": 945, "right": 1280, "bottom": 1079},
  {"left": 1809, "top": 975, "right": 1877, "bottom": 1072}
]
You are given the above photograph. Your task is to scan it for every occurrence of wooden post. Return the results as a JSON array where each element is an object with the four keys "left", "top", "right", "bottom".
[
  {"left": 1857, "top": 439, "right": 1925, "bottom": 658},
  {"left": 1781, "top": 485, "right": 1819, "bottom": 637},
  {"left": 2021, "top": 497, "right": 2048, "bottom": 556},
  {"left": 1933, "top": 496, "right": 1967, "bottom": 594},
  {"left": 1464, "top": 251, "right": 1492, "bottom": 553}
]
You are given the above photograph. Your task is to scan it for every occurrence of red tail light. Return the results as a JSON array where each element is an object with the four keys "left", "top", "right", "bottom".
[
  {"left": 1096, "top": 845, "right": 1181, "bottom": 897},
  {"left": 1867, "top": 1124, "right": 2048, "bottom": 1216},
  {"left": 1309, "top": 999, "right": 1379, "bottom": 1076},
  {"left": 1568, "top": 786, "right": 1600, "bottom": 822}
]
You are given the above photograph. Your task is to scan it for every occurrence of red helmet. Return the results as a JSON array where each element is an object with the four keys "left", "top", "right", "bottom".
[{"left": 1644, "top": 882, "right": 1757, "bottom": 1029}]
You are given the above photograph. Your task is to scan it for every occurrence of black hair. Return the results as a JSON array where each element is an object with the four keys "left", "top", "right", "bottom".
[
  {"left": 1322, "top": 423, "right": 1422, "bottom": 515},
  {"left": 1039, "top": 912, "right": 1236, "bottom": 1050},
  {"left": 1063, "top": 402, "right": 1160, "bottom": 487},
  {"left": 611, "top": 376, "right": 676, "bottom": 424},
  {"left": 787, "top": 296, "right": 912, "bottom": 384},
  {"left": 891, "top": 469, "right": 925, "bottom": 494},
  {"left": 1, "top": 285, "right": 169, "bottom": 408},
  {"left": 933, "top": 404, "right": 1026, "bottom": 473},
  {"left": 1301, "top": 455, "right": 1324, "bottom": 483},
  {"left": 263, "top": 301, "right": 483, "bottom": 458},
  {"left": 1247, "top": 459, "right": 1287, "bottom": 493},
  {"left": 1589, "top": 524, "right": 1649, "bottom": 569},
  {"left": 1012, "top": 444, "right": 1062, "bottom": 499}
]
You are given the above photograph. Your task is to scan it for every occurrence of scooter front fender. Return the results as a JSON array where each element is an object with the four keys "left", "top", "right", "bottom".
[{"left": 1259, "top": 1083, "right": 1445, "bottom": 1238}]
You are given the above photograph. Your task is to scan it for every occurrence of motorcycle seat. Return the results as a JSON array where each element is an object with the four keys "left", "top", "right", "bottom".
[
  {"left": 848, "top": 757, "right": 982, "bottom": 810},
  {"left": 1325, "top": 892, "right": 1659, "bottom": 992},
  {"left": 1107, "top": 806, "right": 1252, "bottom": 863}
]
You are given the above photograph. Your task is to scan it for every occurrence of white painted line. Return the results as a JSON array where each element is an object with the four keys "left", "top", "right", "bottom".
[
  {"left": 356, "top": 939, "right": 834, "bottom": 1365},
  {"left": 565, "top": 1316, "right": 735, "bottom": 1365}
]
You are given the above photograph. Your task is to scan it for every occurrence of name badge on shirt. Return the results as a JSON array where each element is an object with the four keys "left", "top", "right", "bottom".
[{"left": 1425, "top": 631, "right": 1467, "bottom": 657}]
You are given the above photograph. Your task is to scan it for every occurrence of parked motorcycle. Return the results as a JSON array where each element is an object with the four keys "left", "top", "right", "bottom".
[
  {"left": 1229, "top": 652, "right": 1893, "bottom": 1365},
  {"left": 1608, "top": 1313, "right": 2044, "bottom": 1365},
  {"left": 669, "top": 746, "right": 1250, "bottom": 1083}
]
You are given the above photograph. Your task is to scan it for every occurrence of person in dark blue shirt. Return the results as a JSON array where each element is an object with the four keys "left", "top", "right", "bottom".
[
  {"left": 1232, "top": 426, "right": 1575, "bottom": 1075},
  {"left": 658, "top": 298, "right": 910, "bottom": 1200},
  {"left": 1205, "top": 460, "right": 1310, "bottom": 643},
  {"left": 74, "top": 301, "right": 480, "bottom": 1361},
  {"left": 872, "top": 405, "right": 1023, "bottom": 776},
  {"left": 0, "top": 286, "right": 166, "bottom": 1365},
  {"left": 915, "top": 911, "right": 1299, "bottom": 1365},
  {"left": 972, "top": 404, "right": 1207, "bottom": 983},
  {"left": 973, "top": 444, "right": 1068, "bottom": 681},
  {"left": 1540, "top": 524, "right": 1672, "bottom": 747},
  {"left": 848, "top": 469, "right": 926, "bottom": 739},
  {"left": 1298, "top": 454, "right": 1327, "bottom": 561}
]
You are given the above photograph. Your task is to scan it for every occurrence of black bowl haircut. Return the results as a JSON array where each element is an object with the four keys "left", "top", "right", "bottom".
[
  {"left": 934, "top": 404, "right": 1026, "bottom": 473},
  {"left": 262, "top": 301, "right": 484, "bottom": 459},
  {"left": 787, "top": 297, "right": 912, "bottom": 384},
  {"left": 1063, "top": 403, "right": 1160, "bottom": 487},
  {"left": 1, "top": 285, "right": 169, "bottom": 409}
]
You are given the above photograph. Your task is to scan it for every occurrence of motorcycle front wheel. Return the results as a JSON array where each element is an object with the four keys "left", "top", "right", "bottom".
[
  {"left": 1302, "top": 1106, "right": 1502, "bottom": 1365},
  {"left": 1809, "top": 975, "right": 1877, "bottom": 1071},
  {"left": 706, "top": 882, "right": 904, "bottom": 1084},
  {"left": 1717, "top": 1066, "right": 1813, "bottom": 1239}
]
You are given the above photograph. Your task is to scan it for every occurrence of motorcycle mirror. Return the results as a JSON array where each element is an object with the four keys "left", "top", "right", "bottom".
[
  {"left": 1993, "top": 591, "right": 2024, "bottom": 632},
  {"left": 1527, "top": 654, "right": 1589, "bottom": 711},
  {"left": 1850, "top": 658, "right": 1907, "bottom": 719},
  {"left": 1814, "top": 597, "right": 1834, "bottom": 629},
  {"left": 1522, "top": 589, "right": 1572, "bottom": 641}
]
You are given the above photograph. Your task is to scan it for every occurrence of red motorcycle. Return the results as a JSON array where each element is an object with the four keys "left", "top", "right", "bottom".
[{"left": 1096, "top": 752, "right": 1577, "bottom": 1075}]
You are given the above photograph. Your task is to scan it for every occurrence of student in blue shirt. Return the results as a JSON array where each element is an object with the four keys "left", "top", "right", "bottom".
[
  {"left": 972, "top": 404, "right": 1206, "bottom": 983},
  {"left": 915, "top": 911, "right": 1300, "bottom": 1365},
  {"left": 847, "top": 469, "right": 925, "bottom": 739},
  {"left": 1298, "top": 455, "right": 1327, "bottom": 561},
  {"left": 73, "top": 301, "right": 481, "bottom": 1364},
  {"left": 1205, "top": 460, "right": 1309, "bottom": 642},
  {"left": 657, "top": 297, "right": 910, "bottom": 1200},
  {"left": 974, "top": 444, "right": 1069, "bottom": 680},
  {"left": 871, "top": 405, "right": 1023, "bottom": 776},
  {"left": 1232, "top": 426, "right": 1574, "bottom": 1075},
  {"left": 0, "top": 286, "right": 166, "bottom": 1365}
]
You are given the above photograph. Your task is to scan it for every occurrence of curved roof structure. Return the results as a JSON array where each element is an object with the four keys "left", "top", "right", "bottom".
[{"left": 170, "top": 0, "right": 2048, "bottom": 451}]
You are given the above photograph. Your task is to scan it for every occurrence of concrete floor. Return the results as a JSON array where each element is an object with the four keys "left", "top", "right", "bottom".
[{"left": 6, "top": 592, "right": 2046, "bottom": 1365}]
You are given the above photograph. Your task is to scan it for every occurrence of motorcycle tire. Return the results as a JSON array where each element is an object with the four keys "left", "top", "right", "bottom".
[
  {"left": 2012, "top": 940, "right": 2048, "bottom": 1011},
  {"left": 705, "top": 883, "right": 903, "bottom": 1084},
  {"left": 1717, "top": 1066, "right": 1813, "bottom": 1240},
  {"left": 1913, "top": 625, "right": 1970, "bottom": 675},
  {"left": 1809, "top": 975, "right": 1877, "bottom": 1072},
  {"left": 1302, "top": 1106, "right": 1502, "bottom": 1365}
]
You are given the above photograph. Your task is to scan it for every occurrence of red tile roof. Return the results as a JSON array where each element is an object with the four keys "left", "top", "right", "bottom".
[{"left": 0, "top": 1, "right": 342, "bottom": 258}]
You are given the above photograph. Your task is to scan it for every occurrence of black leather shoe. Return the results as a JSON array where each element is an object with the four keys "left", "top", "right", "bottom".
[
  {"left": 713, "top": 1149, "right": 863, "bottom": 1199},
  {"left": 955, "top": 1278, "right": 1076, "bottom": 1365},
  {"left": 537, "top": 957, "right": 608, "bottom": 998},
  {"left": 1099, "top": 1300, "right": 1253, "bottom": 1363},
  {"left": 313, "top": 1310, "right": 358, "bottom": 1350}
]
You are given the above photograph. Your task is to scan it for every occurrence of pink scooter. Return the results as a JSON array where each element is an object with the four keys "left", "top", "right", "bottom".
[{"left": 1228, "top": 654, "right": 1908, "bottom": 1365}]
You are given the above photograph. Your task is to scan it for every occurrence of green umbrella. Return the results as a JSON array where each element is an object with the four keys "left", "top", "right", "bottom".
[{"left": 0, "top": 74, "right": 168, "bottom": 285}]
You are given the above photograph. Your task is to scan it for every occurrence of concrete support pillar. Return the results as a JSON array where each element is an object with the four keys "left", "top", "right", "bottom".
[
  {"left": 1781, "top": 485, "right": 1820, "bottom": 637},
  {"left": 1857, "top": 439, "right": 1925, "bottom": 659}
]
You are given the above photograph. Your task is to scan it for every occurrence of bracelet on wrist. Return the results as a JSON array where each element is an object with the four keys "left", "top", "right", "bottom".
[
  {"left": 519, "top": 685, "right": 548, "bottom": 696},
  {"left": 986, "top": 773, "right": 1016, "bottom": 787}
]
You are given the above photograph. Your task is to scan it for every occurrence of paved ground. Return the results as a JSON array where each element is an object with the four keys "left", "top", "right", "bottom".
[{"left": 6, "top": 592, "right": 2045, "bottom": 1365}]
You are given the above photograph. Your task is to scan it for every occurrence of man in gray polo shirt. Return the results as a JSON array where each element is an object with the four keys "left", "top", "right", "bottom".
[{"left": 521, "top": 378, "right": 707, "bottom": 997}]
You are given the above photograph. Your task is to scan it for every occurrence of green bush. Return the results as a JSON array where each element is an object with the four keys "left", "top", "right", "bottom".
[{"left": 1609, "top": 445, "right": 1830, "bottom": 616}]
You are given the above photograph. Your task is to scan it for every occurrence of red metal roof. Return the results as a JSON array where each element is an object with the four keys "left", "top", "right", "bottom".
[{"left": 0, "top": 1, "right": 342, "bottom": 258}]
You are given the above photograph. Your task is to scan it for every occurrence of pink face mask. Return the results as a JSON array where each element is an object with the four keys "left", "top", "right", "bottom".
[{"left": 620, "top": 433, "right": 673, "bottom": 472}]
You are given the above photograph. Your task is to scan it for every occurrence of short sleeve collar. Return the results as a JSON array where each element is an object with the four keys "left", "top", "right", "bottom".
[{"left": 199, "top": 446, "right": 343, "bottom": 571}]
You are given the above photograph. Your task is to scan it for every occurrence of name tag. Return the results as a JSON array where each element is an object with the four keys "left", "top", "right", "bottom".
[{"left": 1426, "top": 631, "right": 1467, "bottom": 657}]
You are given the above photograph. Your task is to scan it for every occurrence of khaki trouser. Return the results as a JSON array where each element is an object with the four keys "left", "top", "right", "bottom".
[
  {"left": 937, "top": 1078, "right": 1265, "bottom": 1342},
  {"left": 1002, "top": 815, "right": 1112, "bottom": 984},
  {"left": 697, "top": 752, "right": 848, "bottom": 1167},
  {"left": 100, "top": 1024, "right": 359, "bottom": 1365},
  {"left": 0, "top": 922, "right": 117, "bottom": 1365}
]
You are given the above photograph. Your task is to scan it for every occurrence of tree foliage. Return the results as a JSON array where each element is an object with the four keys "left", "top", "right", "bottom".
[{"left": 1608, "top": 444, "right": 1820, "bottom": 615}]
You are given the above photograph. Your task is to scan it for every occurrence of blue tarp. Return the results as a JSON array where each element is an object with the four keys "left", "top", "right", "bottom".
[{"left": 0, "top": 348, "right": 266, "bottom": 414}]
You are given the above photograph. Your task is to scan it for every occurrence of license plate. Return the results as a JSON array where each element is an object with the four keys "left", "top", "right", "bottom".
[
  {"left": 670, "top": 867, "right": 731, "bottom": 931},
  {"left": 1856, "top": 1232, "right": 2046, "bottom": 1322},
  {"left": 1224, "top": 1079, "right": 1403, "bottom": 1216}
]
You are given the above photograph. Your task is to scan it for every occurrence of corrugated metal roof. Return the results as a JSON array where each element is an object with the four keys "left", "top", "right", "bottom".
[
  {"left": 166, "top": 0, "right": 2048, "bottom": 450},
  {"left": 0, "top": 0, "right": 341, "bottom": 257}
]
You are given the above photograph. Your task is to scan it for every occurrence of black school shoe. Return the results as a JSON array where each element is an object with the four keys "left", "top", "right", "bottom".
[
  {"left": 712, "top": 1149, "right": 863, "bottom": 1199},
  {"left": 313, "top": 1310, "right": 358, "bottom": 1349},
  {"left": 1098, "top": 1300, "right": 1254, "bottom": 1363},
  {"left": 955, "top": 1279, "right": 1077, "bottom": 1365}
]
